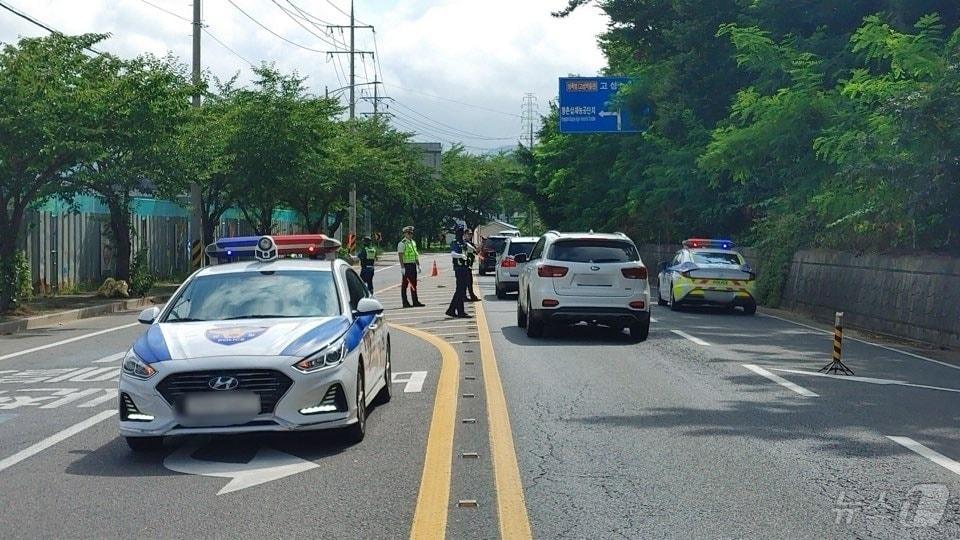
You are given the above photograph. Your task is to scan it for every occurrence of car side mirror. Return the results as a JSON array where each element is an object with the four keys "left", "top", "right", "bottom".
[
  {"left": 138, "top": 306, "right": 161, "bottom": 325},
  {"left": 514, "top": 253, "right": 528, "bottom": 264},
  {"left": 356, "top": 297, "right": 384, "bottom": 316}
]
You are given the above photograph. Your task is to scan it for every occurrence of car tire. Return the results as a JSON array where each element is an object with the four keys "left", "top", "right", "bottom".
[
  {"left": 479, "top": 268, "right": 486, "bottom": 276},
  {"left": 657, "top": 282, "right": 668, "bottom": 306},
  {"left": 375, "top": 341, "right": 392, "bottom": 405},
  {"left": 496, "top": 282, "right": 507, "bottom": 299},
  {"left": 344, "top": 365, "right": 366, "bottom": 444},
  {"left": 670, "top": 289, "right": 682, "bottom": 312},
  {"left": 126, "top": 436, "right": 163, "bottom": 452},
  {"left": 743, "top": 301, "right": 757, "bottom": 316},
  {"left": 517, "top": 299, "right": 527, "bottom": 328},
  {"left": 526, "top": 302, "right": 544, "bottom": 338},
  {"left": 629, "top": 320, "right": 650, "bottom": 342}
]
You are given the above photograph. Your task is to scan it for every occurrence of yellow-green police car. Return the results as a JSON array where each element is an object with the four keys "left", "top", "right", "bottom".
[{"left": 656, "top": 239, "right": 757, "bottom": 315}]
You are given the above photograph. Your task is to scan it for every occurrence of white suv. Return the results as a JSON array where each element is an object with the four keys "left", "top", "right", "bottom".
[{"left": 516, "top": 231, "right": 651, "bottom": 341}]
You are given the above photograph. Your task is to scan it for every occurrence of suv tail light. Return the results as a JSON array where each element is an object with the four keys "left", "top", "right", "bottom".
[
  {"left": 500, "top": 257, "right": 517, "bottom": 268},
  {"left": 537, "top": 265, "right": 569, "bottom": 278},
  {"left": 621, "top": 267, "right": 648, "bottom": 280}
]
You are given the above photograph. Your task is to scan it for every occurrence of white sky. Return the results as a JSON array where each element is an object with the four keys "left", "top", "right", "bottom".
[{"left": 0, "top": 0, "right": 609, "bottom": 152}]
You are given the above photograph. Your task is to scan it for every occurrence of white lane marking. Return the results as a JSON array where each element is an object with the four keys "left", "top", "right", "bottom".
[
  {"left": 163, "top": 444, "right": 319, "bottom": 495},
  {"left": 93, "top": 352, "right": 125, "bottom": 364},
  {"left": 651, "top": 317, "right": 658, "bottom": 323},
  {"left": 78, "top": 389, "right": 118, "bottom": 408},
  {"left": 416, "top": 324, "right": 478, "bottom": 332},
  {"left": 0, "top": 322, "right": 140, "bottom": 362},
  {"left": 0, "top": 409, "right": 117, "bottom": 473},
  {"left": 743, "top": 364, "right": 819, "bottom": 397},
  {"left": 772, "top": 368, "right": 960, "bottom": 394},
  {"left": 45, "top": 367, "right": 99, "bottom": 383},
  {"left": 374, "top": 263, "right": 400, "bottom": 274},
  {"left": 432, "top": 331, "right": 479, "bottom": 337},
  {"left": 392, "top": 371, "right": 427, "bottom": 393},
  {"left": 69, "top": 367, "right": 119, "bottom": 382},
  {"left": 671, "top": 329, "right": 710, "bottom": 346},
  {"left": 887, "top": 436, "right": 960, "bottom": 477},
  {"left": 39, "top": 388, "right": 101, "bottom": 409},
  {"left": 761, "top": 313, "right": 960, "bottom": 372}
]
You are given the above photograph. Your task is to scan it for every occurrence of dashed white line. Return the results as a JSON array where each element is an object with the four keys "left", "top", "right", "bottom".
[
  {"left": 0, "top": 322, "right": 140, "bottom": 362},
  {"left": 887, "top": 436, "right": 960, "bottom": 477},
  {"left": 742, "top": 364, "right": 819, "bottom": 397},
  {"left": 772, "top": 368, "right": 960, "bottom": 394},
  {"left": 0, "top": 410, "right": 117, "bottom": 473},
  {"left": 671, "top": 329, "right": 710, "bottom": 346},
  {"left": 761, "top": 313, "right": 960, "bottom": 372}
]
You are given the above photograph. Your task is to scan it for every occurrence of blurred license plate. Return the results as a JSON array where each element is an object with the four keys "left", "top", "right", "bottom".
[
  {"left": 576, "top": 275, "right": 612, "bottom": 287},
  {"left": 183, "top": 392, "right": 260, "bottom": 418}
]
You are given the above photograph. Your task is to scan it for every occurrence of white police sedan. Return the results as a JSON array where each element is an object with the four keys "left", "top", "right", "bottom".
[{"left": 118, "top": 235, "right": 390, "bottom": 451}]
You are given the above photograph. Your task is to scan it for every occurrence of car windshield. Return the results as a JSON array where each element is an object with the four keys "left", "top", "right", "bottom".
[
  {"left": 692, "top": 252, "right": 743, "bottom": 266},
  {"left": 484, "top": 237, "right": 507, "bottom": 253},
  {"left": 548, "top": 240, "right": 639, "bottom": 263},
  {"left": 163, "top": 270, "right": 340, "bottom": 322},
  {"left": 507, "top": 241, "right": 536, "bottom": 256}
]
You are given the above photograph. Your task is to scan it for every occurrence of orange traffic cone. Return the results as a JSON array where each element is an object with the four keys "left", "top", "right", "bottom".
[{"left": 431, "top": 260, "right": 439, "bottom": 277}]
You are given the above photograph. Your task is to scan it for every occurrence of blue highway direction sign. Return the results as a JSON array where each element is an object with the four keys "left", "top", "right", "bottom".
[{"left": 558, "top": 77, "right": 647, "bottom": 134}]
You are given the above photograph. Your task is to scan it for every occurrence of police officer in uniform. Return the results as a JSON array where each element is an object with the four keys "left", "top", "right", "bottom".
[
  {"left": 357, "top": 236, "right": 376, "bottom": 292},
  {"left": 445, "top": 225, "right": 472, "bottom": 318},
  {"left": 397, "top": 226, "right": 425, "bottom": 308},
  {"left": 463, "top": 228, "right": 481, "bottom": 301}
]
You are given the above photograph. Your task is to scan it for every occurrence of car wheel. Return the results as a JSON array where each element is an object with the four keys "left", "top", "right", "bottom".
[
  {"left": 126, "top": 436, "right": 163, "bottom": 452},
  {"left": 657, "top": 281, "right": 668, "bottom": 306},
  {"left": 629, "top": 320, "right": 650, "bottom": 342},
  {"left": 670, "top": 289, "right": 682, "bottom": 312},
  {"left": 344, "top": 365, "right": 366, "bottom": 444},
  {"left": 495, "top": 282, "right": 507, "bottom": 299},
  {"left": 517, "top": 299, "right": 527, "bottom": 328},
  {"left": 526, "top": 296, "right": 544, "bottom": 338},
  {"left": 375, "top": 341, "right": 392, "bottom": 405},
  {"left": 743, "top": 300, "right": 757, "bottom": 315},
  {"left": 479, "top": 268, "right": 486, "bottom": 276}
]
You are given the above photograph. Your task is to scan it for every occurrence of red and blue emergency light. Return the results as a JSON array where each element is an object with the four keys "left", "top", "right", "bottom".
[
  {"left": 682, "top": 238, "right": 735, "bottom": 250},
  {"left": 205, "top": 234, "right": 341, "bottom": 263}
]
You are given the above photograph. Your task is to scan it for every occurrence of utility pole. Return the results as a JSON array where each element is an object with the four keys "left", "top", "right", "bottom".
[
  {"left": 326, "top": 0, "right": 374, "bottom": 245},
  {"left": 189, "top": 0, "right": 204, "bottom": 270},
  {"left": 359, "top": 80, "right": 393, "bottom": 118}
]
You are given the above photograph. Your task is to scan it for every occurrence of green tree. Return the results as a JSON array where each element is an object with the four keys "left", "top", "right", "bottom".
[{"left": 0, "top": 34, "right": 108, "bottom": 311}]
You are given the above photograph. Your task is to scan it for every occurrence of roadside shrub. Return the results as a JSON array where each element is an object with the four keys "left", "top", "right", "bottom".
[
  {"left": 0, "top": 250, "right": 33, "bottom": 311},
  {"left": 129, "top": 249, "right": 155, "bottom": 297}
]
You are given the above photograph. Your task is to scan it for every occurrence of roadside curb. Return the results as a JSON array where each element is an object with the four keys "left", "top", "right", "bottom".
[{"left": 0, "top": 295, "right": 172, "bottom": 336}]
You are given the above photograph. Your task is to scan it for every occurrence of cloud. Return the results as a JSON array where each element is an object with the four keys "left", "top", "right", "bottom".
[{"left": 0, "top": 0, "right": 609, "bottom": 151}]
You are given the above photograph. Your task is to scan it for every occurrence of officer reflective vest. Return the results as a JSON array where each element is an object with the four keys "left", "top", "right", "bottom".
[
  {"left": 365, "top": 246, "right": 377, "bottom": 261},
  {"left": 400, "top": 239, "right": 419, "bottom": 263}
]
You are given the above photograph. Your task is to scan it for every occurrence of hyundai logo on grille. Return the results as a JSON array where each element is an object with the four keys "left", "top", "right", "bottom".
[{"left": 208, "top": 376, "right": 239, "bottom": 391}]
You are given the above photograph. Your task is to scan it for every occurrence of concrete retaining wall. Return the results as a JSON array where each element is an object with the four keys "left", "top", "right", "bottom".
[{"left": 781, "top": 250, "right": 960, "bottom": 349}]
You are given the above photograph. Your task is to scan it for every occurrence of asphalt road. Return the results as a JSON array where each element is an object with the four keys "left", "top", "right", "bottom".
[{"left": 1, "top": 255, "right": 959, "bottom": 539}]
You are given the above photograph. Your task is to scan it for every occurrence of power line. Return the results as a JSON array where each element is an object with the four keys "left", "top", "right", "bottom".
[
  {"left": 390, "top": 109, "right": 514, "bottom": 143},
  {"left": 225, "top": 0, "right": 327, "bottom": 53},
  {"left": 203, "top": 27, "right": 255, "bottom": 67},
  {"left": 285, "top": 0, "right": 336, "bottom": 28},
  {"left": 325, "top": 0, "right": 369, "bottom": 26},
  {"left": 0, "top": 0, "right": 102, "bottom": 54},
  {"left": 270, "top": 0, "right": 340, "bottom": 49},
  {"left": 137, "top": 0, "right": 191, "bottom": 23},
  {"left": 382, "top": 82, "right": 522, "bottom": 118},
  {"left": 390, "top": 100, "right": 515, "bottom": 140}
]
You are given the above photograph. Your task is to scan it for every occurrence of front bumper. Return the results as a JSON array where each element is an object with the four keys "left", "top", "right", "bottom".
[{"left": 118, "top": 355, "right": 358, "bottom": 438}]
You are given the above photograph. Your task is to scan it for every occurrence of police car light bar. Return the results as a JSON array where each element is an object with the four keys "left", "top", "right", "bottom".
[
  {"left": 205, "top": 234, "right": 342, "bottom": 263},
  {"left": 683, "top": 238, "right": 735, "bottom": 250}
]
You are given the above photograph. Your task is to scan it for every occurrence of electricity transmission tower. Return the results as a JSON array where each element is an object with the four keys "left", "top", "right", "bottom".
[{"left": 520, "top": 93, "right": 540, "bottom": 148}]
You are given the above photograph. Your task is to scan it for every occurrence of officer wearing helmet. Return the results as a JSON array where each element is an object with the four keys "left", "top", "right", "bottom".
[
  {"left": 397, "top": 226, "right": 424, "bottom": 308},
  {"left": 445, "top": 224, "right": 472, "bottom": 318}
]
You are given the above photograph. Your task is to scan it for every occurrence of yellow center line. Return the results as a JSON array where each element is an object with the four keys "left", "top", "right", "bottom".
[
  {"left": 392, "top": 322, "right": 460, "bottom": 540},
  {"left": 476, "top": 302, "right": 533, "bottom": 539}
]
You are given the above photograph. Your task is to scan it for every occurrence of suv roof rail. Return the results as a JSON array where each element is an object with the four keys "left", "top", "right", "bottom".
[
  {"left": 614, "top": 231, "right": 630, "bottom": 238},
  {"left": 545, "top": 230, "right": 560, "bottom": 236}
]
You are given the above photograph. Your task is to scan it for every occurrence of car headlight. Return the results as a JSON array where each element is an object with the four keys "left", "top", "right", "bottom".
[
  {"left": 121, "top": 350, "right": 157, "bottom": 380},
  {"left": 294, "top": 338, "right": 347, "bottom": 373}
]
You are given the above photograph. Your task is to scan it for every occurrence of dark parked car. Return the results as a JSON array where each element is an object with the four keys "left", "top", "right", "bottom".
[{"left": 478, "top": 235, "right": 508, "bottom": 275}]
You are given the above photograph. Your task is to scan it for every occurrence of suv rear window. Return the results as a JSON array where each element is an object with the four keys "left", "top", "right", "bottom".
[
  {"left": 507, "top": 241, "right": 535, "bottom": 256},
  {"left": 483, "top": 237, "right": 507, "bottom": 254},
  {"left": 548, "top": 240, "right": 639, "bottom": 263}
]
